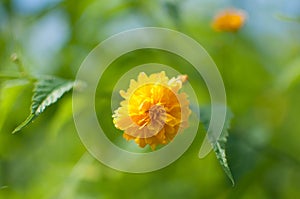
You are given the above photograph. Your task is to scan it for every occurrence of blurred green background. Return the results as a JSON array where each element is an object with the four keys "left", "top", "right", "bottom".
[{"left": 1, "top": 0, "right": 300, "bottom": 198}]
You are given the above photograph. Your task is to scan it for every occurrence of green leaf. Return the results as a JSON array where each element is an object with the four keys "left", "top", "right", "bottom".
[
  {"left": 201, "top": 105, "right": 235, "bottom": 185},
  {"left": 12, "top": 76, "right": 75, "bottom": 134},
  {"left": 12, "top": 114, "right": 36, "bottom": 134}
]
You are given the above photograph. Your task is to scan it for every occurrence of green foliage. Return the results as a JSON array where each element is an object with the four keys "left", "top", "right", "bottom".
[
  {"left": 12, "top": 76, "right": 75, "bottom": 134},
  {"left": 1, "top": 0, "right": 300, "bottom": 198},
  {"left": 276, "top": 57, "right": 300, "bottom": 91},
  {"left": 200, "top": 106, "right": 234, "bottom": 185},
  {"left": 0, "top": 80, "right": 30, "bottom": 131},
  {"left": 213, "top": 141, "right": 234, "bottom": 185}
]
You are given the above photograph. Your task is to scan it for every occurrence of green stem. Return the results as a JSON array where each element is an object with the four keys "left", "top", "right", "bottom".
[
  {"left": 11, "top": 54, "right": 28, "bottom": 76},
  {"left": 10, "top": 53, "right": 36, "bottom": 82},
  {"left": 0, "top": 72, "right": 36, "bottom": 82},
  {"left": 0, "top": 73, "right": 21, "bottom": 79},
  {"left": 16, "top": 61, "right": 27, "bottom": 76}
]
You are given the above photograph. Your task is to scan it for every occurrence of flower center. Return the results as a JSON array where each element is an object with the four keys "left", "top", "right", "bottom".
[
  {"left": 128, "top": 84, "right": 177, "bottom": 129},
  {"left": 149, "top": 104, "right": 166, "bottom": 122}
]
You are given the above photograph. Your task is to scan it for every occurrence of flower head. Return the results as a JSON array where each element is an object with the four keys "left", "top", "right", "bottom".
[
  {"left": 113, "top": 71, "right": 191, "bottom": 150},
  {"left": 212, "top": 8, "right": 247, "bottom": 32}
]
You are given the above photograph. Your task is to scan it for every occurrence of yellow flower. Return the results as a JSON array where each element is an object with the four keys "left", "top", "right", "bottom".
[
  {"left": 113, "top": 71, "right": 191, "bottom": 150},
  {"left": 212, "top": 8, "right": 247, "bottom": 32}
]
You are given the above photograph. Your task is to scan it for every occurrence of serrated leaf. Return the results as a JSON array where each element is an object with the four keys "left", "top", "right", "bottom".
[
  {"left": 201, "top": 105, "right": 235, "bottom": 185},
  {"left": 12, "top": 76, "right": 75, "bottom": 134}
]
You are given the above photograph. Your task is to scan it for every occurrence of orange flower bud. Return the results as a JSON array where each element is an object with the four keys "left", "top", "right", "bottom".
[{"left": 212, "top": 8, "right": 247, "bottom": 32}]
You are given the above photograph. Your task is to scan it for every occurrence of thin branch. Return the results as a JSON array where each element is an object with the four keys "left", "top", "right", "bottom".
[{"left": 0, "top": 72, "right": 21, "bottom": 79}]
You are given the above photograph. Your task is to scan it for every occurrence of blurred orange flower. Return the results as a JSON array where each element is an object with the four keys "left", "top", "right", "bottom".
[
  {"left": 113, "top": 71, "right": 191, "bottom": 150},
  {"left": 212, "top": 8, "right": 247, "bottom": 32}
]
